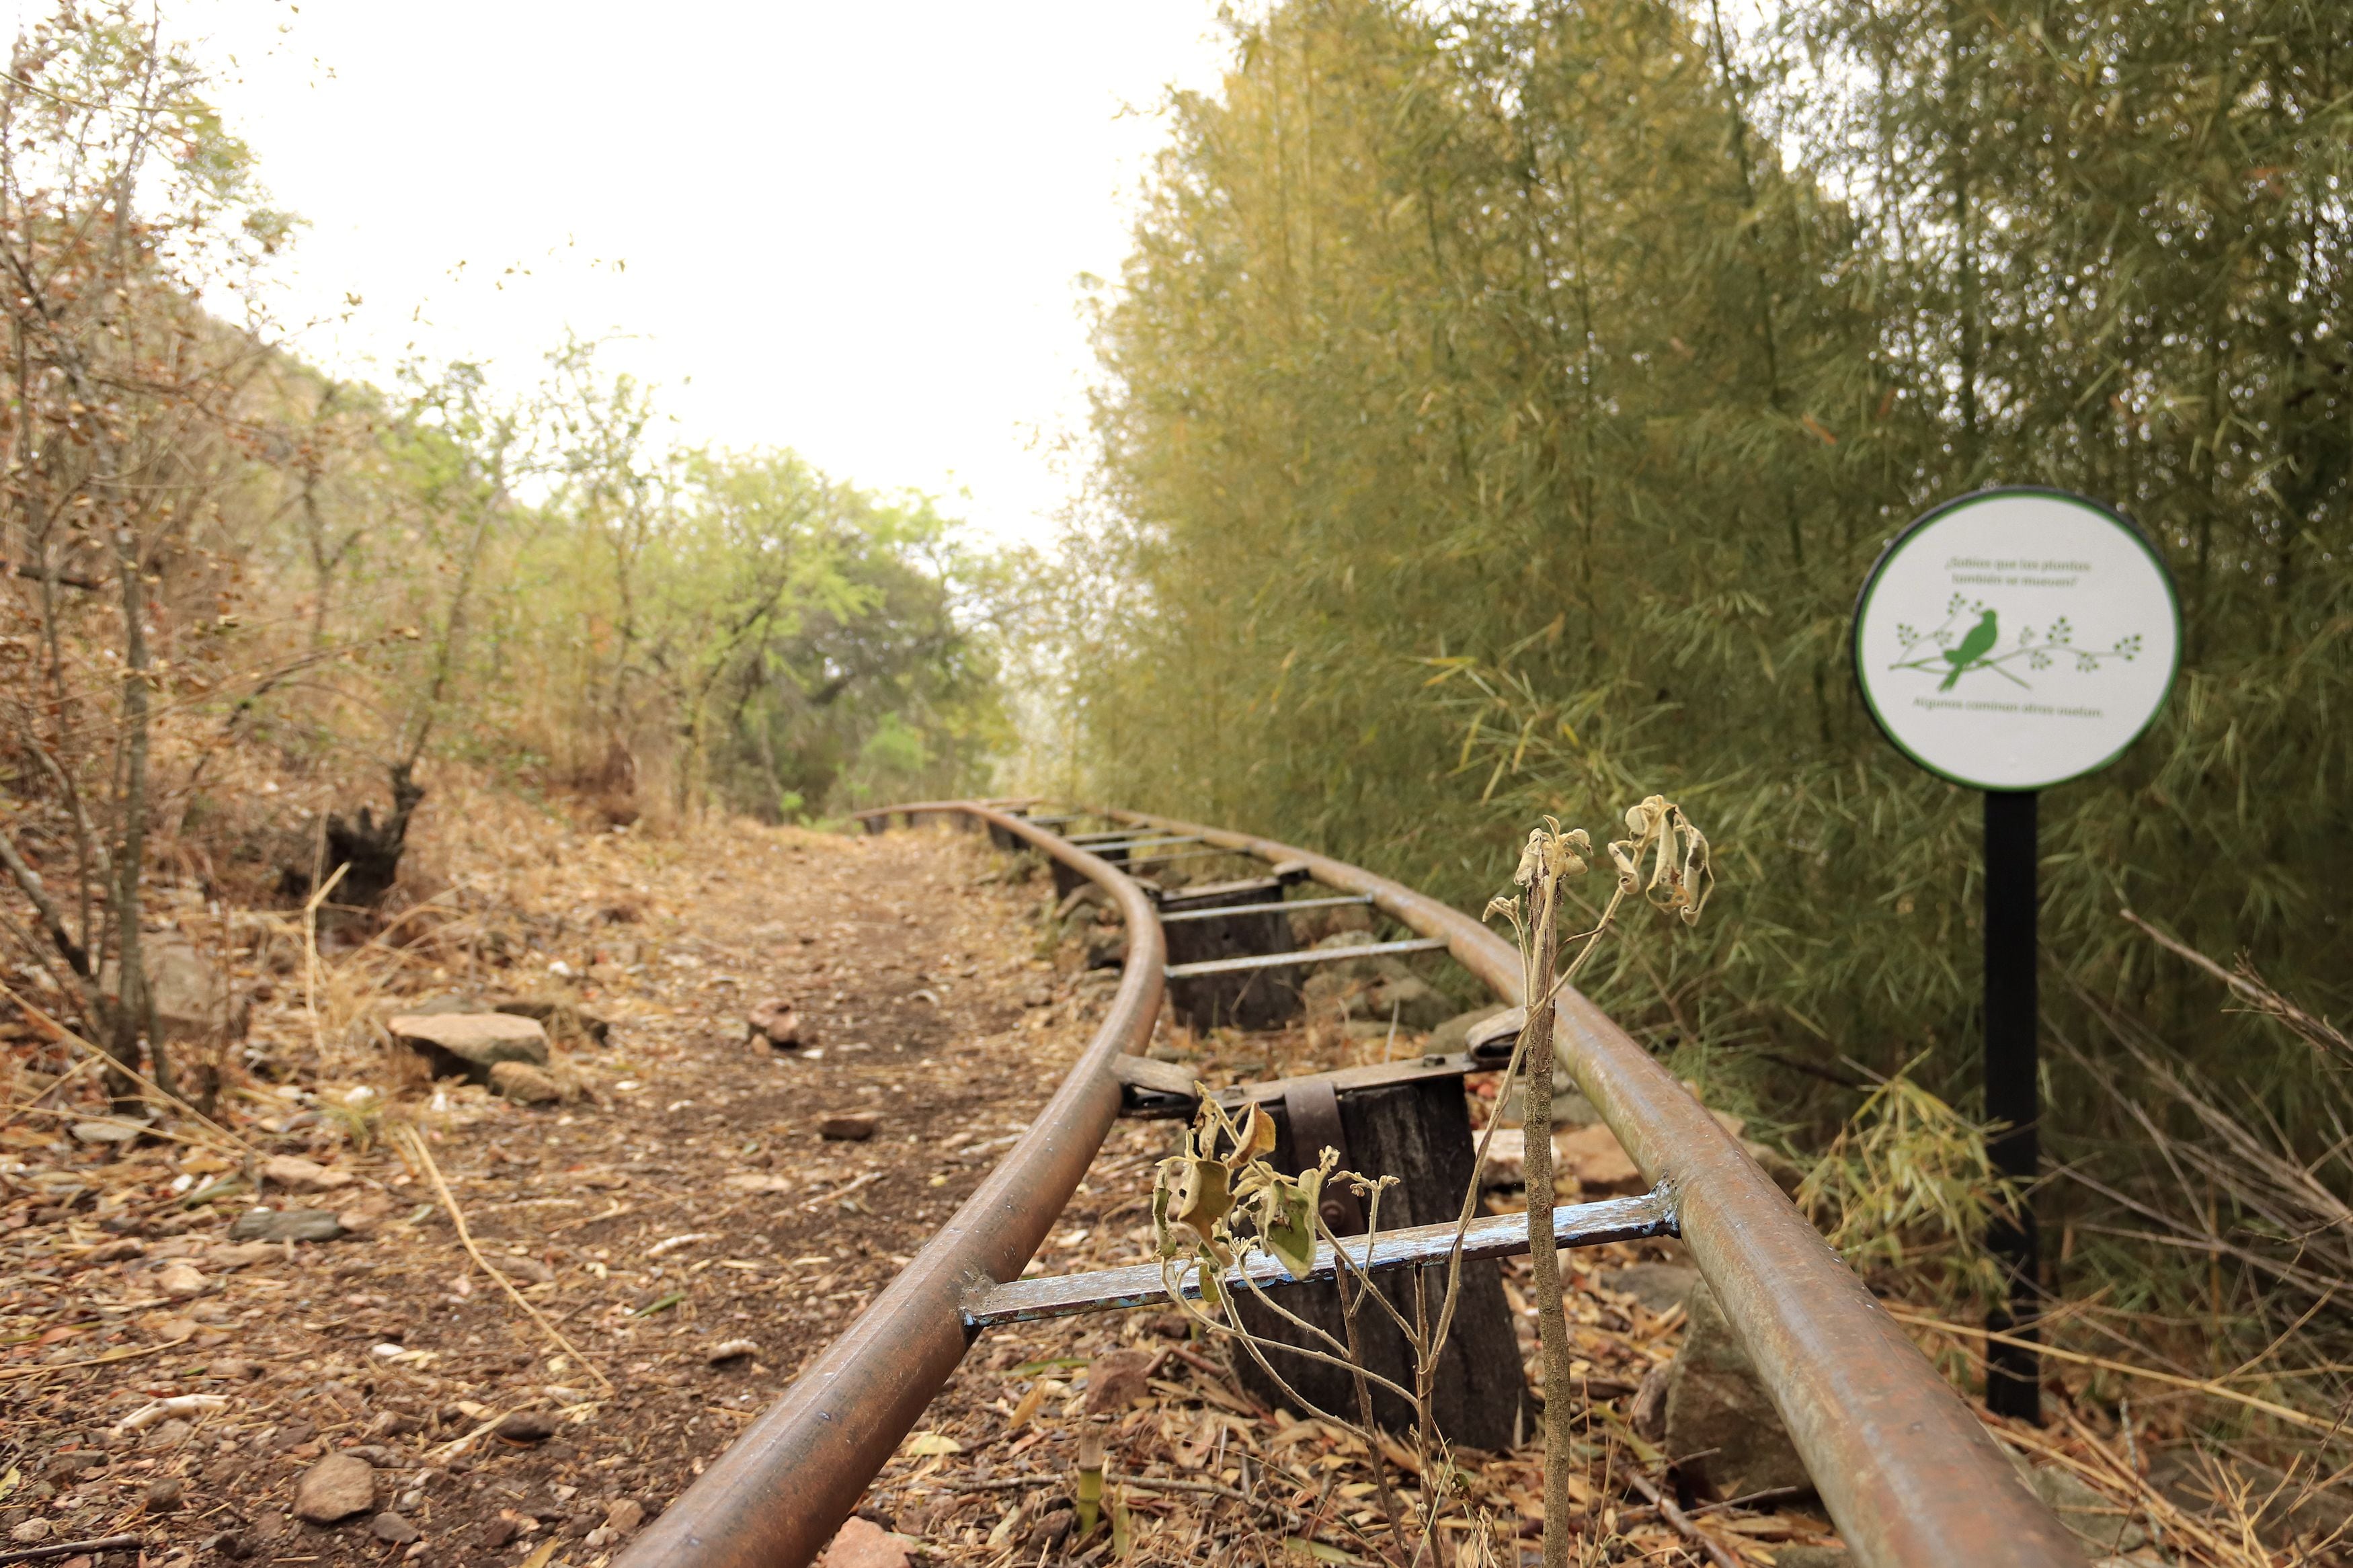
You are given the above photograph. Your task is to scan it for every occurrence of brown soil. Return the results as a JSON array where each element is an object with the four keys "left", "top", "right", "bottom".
[{"left": 0, "top": 808, "right": 1119, "bottom": 1565}]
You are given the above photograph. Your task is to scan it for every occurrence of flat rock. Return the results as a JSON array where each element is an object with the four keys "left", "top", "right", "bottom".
[
  {"left": 388, "top": 1012, "right": 549, "bottom": 1083},
  {"left": 489, "top": 1059, "right": 564, "bottom": 1105},
  {"left": 261, "top": 1155, "right": 355, "bottom": 1192},
  {"left": 228, "top": 1208, "right": 345, "bottom": 1244},
  {"left": 820, "top": 1516, "right": 912, "bottom": 1568},
  {"left": 1429, "top": 1005, "right": 1511, "bottom": 1055},
  {"left": 143, "top": 936, "right": 249, "bottom": 1044},
  {"left": 71, "top": 1119, "right": 147, "bottom": 1146},
  {"left": 1597, "top": 1262, "right": 1700, "bottom": 1315},
  {"left": 1663, "top": 1281, "right": 1808, "bottom": 1497},
  {"left": 292, "top": 1452, "right": 376, "bottom": 1524},
  {"left": 819, "top": 1115, "right": 877, "bottom": 1142},
  {"left": 496, "top": 996, "right": 610, "bottom": 1046},
  {"left": 604, "top": 1498, "right": 645, "bottom": 1536},
  {"left": 723, "top": 1173, "right": 796, "bottom": 1194}
]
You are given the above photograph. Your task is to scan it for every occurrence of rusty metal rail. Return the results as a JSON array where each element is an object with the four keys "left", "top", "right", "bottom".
[{"left": 620, "top": 801, "right": 2085, "bottom": 1568}]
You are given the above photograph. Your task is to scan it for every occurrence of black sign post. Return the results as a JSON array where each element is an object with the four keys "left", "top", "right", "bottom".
[
  {"left": 1851, "top": 487, "right": 2180, "bottom": 1421},
  {"left": 1981, "top": 788, "right": 2040, "bottom": 1418}
]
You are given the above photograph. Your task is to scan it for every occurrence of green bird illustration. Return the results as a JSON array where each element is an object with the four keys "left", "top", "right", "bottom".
[{"left": 1940, "top": 610, "right": 1999, "bottom": 690}]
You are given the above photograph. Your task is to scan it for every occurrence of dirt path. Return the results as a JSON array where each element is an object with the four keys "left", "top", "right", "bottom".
[{"left": 0, "top": 809, "right": 1122, "bottom": 1565}]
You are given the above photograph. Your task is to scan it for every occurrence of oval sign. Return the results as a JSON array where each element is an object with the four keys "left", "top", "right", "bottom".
[{"left": 1852, "top": 487, "right": 2180, "bottom": 791}]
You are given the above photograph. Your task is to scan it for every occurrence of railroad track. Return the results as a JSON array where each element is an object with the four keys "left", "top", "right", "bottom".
[{"left": 618, "top": 802, "right": 2085, "bottom": 1568}]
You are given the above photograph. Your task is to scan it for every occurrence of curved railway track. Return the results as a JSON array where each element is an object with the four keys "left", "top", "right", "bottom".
[{"left": 618, "top": 802, "right": 2084, "bottom": 1568}]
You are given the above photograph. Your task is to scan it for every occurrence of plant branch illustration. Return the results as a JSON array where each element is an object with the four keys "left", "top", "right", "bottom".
[{"left": 1888, "top": 595, "right": 2145, "bottom": 692}]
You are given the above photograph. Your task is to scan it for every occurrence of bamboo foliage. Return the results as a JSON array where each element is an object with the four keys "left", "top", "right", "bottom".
[{"left": 1057, "top": 0, "right": 2352, "bottom": 1114}]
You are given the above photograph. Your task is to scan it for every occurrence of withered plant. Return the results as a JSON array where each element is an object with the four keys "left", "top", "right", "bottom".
[{"left": 1149, "top": 796, "right": 1712, "bottom": 1568}]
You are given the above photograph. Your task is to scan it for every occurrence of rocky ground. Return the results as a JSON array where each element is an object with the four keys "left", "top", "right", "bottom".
[
  {"left": 0, "top": 799, "right": 2315, "bottom": 1568},
  {"left": 0, "top": 803, "right": 1115, "bottom": 1566}
]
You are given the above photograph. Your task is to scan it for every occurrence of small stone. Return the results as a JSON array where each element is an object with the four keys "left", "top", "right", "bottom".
[
  {"left": 1555, "top": 1120, "right": 1644, "bottom": 1194},
  {"left": 44, "top": 1451, "right": 106, "bottom": 1481},
  {"left": 1025, "top": 1508, "right": 1076, "bottom": 1551},
  {"left": 1084, "top": 1349, "right": 1154, "bottom": 1414},
  {"left": 705, "top": 1338, "right": 760, "bottom": 1365},
  {"left": 1359, "top": 973, "right": 1453, "bottom": 1032},
  {"left": 85, "top": 1237, "right": 145, "bottom": 1263},
  {"left": 604, "top": 1498, "right": 645, "bottom": 1535},
  {"left": 820, "top": 1516, "right": 912, "bottom": 1568},
  {"left": 1663, "top": 1282, "right": 1808, "bottom": 1497},
  {"left": 9, "top": 1518, "right": 53, "bottom": 1544},
  {"left": 227, "top": 1208, "right": 345, "bottom": 1243},
  {"left": 143, "top": 1417, "right": 194, "bottom": 1450},
  {"left": 1628, "top": 1364, "right": 1671, "bottom": 1440},
  {"left": 480, "top": 1516, "right": 519, "bottom": 1549},
  {"left": 1080, "top": 923, "right": 1125, "bottom": 969},
  {"left": 145, "top": 1476, "right": 185, "bottom": 1512},
  {"left": 157, "top": 1262, "right": 210, "bottom": 1298},
  {"left": 1743, "top": 1139, "right": 1806, "bottom": 1196},
  {"left": 489, "top": 1059, "right": 564, "bottom": 1105},
  {"left": 206, "top": 1241, "right": 278, "bottom": 1270},
  {"left": 818, "top": 1114, "right": 877, "bottom": 1142},
  {"left": 493, "top": 1411, "right": 558, "bottom": 1444},
  {"left": 210, "top": 1530, "right": 253, "bottom": 1559},
  {"left": 261, "top": 1155, "right": 355, "bottom": 1192},
  {"left": 70, "top": 1119, "right": 145, "bottom": 1146},
  {"left": 2014, "top": 1454, "right": 2148, "bottom": 1555},
  {"left": 292, "top": 1452, "right": 377, "bottom": 1524},
  {"left": 747, "top": 997, "right": 803, "bottom": 1048},
  {"left": 370, "top": 1512, "right": 421, "bottom": 1544}
]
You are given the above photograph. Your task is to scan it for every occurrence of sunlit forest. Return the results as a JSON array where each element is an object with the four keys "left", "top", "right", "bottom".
[{"left": 2, "top": 0, "right": 2348, "bottom": 1563}]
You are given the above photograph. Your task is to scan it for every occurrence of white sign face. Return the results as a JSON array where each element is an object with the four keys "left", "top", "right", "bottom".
[{"left": 1853, "top": 489, "right": 2180, "bottom": 791}]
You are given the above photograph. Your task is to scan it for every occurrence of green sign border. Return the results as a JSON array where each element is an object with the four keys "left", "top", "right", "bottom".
[{"left": 1850, "top": 486, "right": 2183, "bottom": 792}]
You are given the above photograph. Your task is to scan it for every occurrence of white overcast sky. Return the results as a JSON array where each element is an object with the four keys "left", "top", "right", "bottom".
[{"left": 158, "top": 1, "right": 1234, "bottom": 543}]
